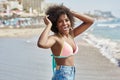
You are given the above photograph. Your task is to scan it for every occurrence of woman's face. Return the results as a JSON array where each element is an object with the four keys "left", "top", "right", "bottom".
[{"left": 57, "top": 14, "right": 71, "bottom": 35}]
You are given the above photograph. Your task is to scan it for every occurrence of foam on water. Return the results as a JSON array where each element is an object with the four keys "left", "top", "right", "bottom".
[{"left": 81, "top": 33, "right": 120, "bottom": 66}]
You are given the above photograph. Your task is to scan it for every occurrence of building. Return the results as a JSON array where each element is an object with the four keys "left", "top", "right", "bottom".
[
  {"left": 22, "top": 0, "right": 44, "bottom": 13},
  {"left": 0, "top": 0, "right": 23, "bottom": 13},
  {"left": 7, "top": 0, "right": 45, "bottom": 13},
  {"left": 93, "top": 10, "right": 116, "bottom": 18}
]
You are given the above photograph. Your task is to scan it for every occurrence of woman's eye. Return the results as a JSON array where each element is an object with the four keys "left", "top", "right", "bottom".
[
  {"left": 65, "top": 19, "right": 69, "bottom": 22},
  {"left": 58, "top": 21, "right": 62, "bottom": 23}
]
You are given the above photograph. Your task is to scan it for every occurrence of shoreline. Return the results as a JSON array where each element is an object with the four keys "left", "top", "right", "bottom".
[
  {"left": 0, "top": 27, "right": 45, "bottom": 38},
  {"left": 0, "top": 27, "right": 119, "bottom": 66},
  {"left": 75, "top": 40, "right": 120, "bottom": 80},
  {"left": 0, "top": 28, "right": 120, "bottom": 80}
]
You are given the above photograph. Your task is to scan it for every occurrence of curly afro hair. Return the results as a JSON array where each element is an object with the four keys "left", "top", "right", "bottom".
[{"left": 45, "top": 5, "right": 75, "bottom": 34}]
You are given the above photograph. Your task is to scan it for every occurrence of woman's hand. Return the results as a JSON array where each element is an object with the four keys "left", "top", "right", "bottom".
[
  {"left": 37, "top": 15, "right": 55, "bottom": 48},
  {"left": 44, "top": 15, "right": 52, "bottom": 27},
  {"left": 70, "top": 10, "right": 94, "bottom": 37}
]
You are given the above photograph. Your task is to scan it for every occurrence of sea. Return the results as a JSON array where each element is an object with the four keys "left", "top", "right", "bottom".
[
  {"left": 81, "top": 18, "right": 120, "bottom": 66},
  {"left": 0, "top": 18, "right": 120, "bottom": 80}
]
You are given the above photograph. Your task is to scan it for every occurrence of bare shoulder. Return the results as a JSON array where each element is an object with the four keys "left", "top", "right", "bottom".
[
  {"left": 50, "top": 34, "right": 64, "bottom": 47},
  {"left": 51, "top": 34, "right": 63, "bottom": 52},
  {"left": 49, "top": 34, "right": 58, "bottom": 40},
  {"left": 49, "top": 34, "right": 61, "bottom": 42}
]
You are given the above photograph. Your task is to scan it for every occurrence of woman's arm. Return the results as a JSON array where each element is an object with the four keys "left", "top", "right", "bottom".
[
  {"left": 37, "top": 16, "right": 56, "bottom": 48},
  {"left": 71, "top": 11, "right": 94, "bottom": 37}
]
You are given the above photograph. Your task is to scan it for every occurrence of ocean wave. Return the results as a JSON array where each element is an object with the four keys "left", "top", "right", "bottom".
[
  {"left": 81, "top": 33, "right": 120, "bottom": 66},
  {"left": 95, "top": 18, "right": 120, "bottom": 28},
  {"left": 96, "top": 23, "right": 120, "bottom": 28}
]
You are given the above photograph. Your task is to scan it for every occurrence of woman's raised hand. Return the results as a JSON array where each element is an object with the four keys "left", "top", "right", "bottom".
[{"left": 44, "top": 15, "right": 52, "bottom": 27}]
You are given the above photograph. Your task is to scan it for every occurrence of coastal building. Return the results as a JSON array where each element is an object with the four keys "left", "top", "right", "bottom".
[
  {"left": 0, "top": 0, "right": 46, "bottom": 17},
  {"left": 0, "top": 2, "right": 5, "bottom": 12},
  {"left": 22, "top": 0, "right": 44, "bottom": 13},
  {"left": 0, "top": 0, "right": 23, "bottom": 12},
  {"left": 94, "top": 10, "right": 115, "bottom": 18},
  {"left": 85, "top": 10, "right": 116, "bottom": 20}
]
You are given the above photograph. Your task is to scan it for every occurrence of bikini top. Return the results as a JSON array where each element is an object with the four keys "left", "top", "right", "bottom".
[
  {"left": 52, "top": 41, "right": 78, "bottom": 58},
  {"left": 51, "top": 40, "right": 78, "bottom": 73}
]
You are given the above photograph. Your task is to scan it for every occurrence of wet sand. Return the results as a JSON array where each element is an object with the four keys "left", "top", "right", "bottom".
[
  {"left": 0, "top": 28, "right": 120, "bottom": 80},
  {"left": 75, "top": 40, "right": 120, "bottom": 80}
]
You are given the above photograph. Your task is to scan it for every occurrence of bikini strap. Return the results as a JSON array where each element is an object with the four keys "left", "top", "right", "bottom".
[
  {"left": 51, "top": 54, "right": 67, "bottom": 74},
  {"left": 51, "top": 54, "right": 56, "bottom": 73}
]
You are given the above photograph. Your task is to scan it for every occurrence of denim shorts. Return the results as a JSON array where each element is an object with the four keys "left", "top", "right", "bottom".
[{"left": 52, "top": 65, "right": 75, "bottom": 80}]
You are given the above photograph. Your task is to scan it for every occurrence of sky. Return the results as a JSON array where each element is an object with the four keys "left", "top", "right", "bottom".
[
  {"left": 45, "top": 0, "right": 120, "bottom": 18},
  {"left": 0, "top": 0, "right": 119, "bottom": 17}
]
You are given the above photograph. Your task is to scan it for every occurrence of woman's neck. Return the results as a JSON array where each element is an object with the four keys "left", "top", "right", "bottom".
[{"left": 58, "top": 33, "right": 70, "bottom": 38}]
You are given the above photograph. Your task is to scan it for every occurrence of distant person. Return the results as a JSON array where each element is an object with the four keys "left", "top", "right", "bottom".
[{"left": 37, "top": 4, "right": 94, "bottom": 80}]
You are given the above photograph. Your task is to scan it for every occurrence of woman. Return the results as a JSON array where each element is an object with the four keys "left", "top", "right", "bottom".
[{"left": 37, "top": 5, "right": 94, "bottom": 80}]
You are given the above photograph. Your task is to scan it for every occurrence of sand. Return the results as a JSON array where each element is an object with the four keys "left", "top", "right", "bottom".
[
  {"left": 0, "top": 28, "right": 120, "bottom": 80},
  {"left": 0, "top": 28, "right": 45, "bottom": 38},
  {"left": 75, "top": 40, "right": 120, "bottom": 80}
]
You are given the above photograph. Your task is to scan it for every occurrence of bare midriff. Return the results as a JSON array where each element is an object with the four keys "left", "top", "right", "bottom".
[{"left": 55, "top": 55, "right": 74, "bottom": 66}]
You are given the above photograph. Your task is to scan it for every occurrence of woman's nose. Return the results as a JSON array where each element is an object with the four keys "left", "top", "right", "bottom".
[{"left": 63, "top": 21, "right": 67, "bottom": 25}]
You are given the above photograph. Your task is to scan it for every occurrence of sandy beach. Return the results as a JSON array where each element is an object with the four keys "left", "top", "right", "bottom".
[
  {"left": 75, "top": 40, "right": 120, "bottom": 80},
  {"left": 0, "top": 28, "right": 45, "bottom": 38},
  {"left": 0, "top": 28, "right": 120, "bottom": 80}
]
